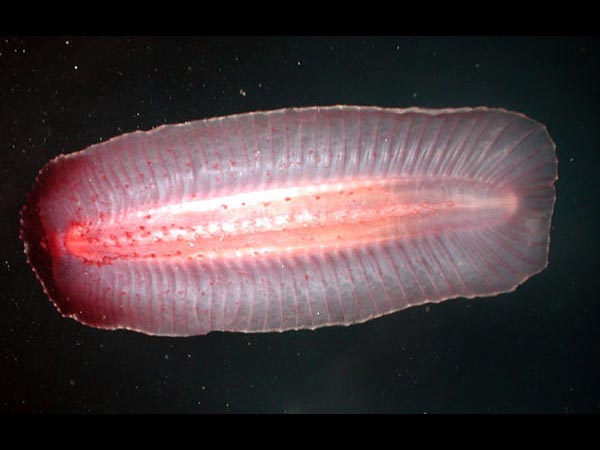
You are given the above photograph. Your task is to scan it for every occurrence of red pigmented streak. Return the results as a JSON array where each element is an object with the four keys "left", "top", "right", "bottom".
[{"left": 64, "top": 178, "right": 518, "bottom": 264}]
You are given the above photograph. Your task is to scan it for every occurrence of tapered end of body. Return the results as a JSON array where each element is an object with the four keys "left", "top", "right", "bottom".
[
  {"left": 20, "top": 153, "right": 121, "bottom": 330},
  {"left": 20, "top": 156, "right": 72, "bottom": 320}
]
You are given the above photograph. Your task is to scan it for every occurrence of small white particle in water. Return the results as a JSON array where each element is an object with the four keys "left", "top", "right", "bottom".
[
  {"left": 569, "top": 157, "right": 574, "bottom": 162},
  {"left": 412, "top": 92, "right": 418, "bottom": 98},
  {"left": 74, "top": 65, "right": 79, "bottom": 70},
  {"left": 239, "top": 88, "right": 246, "bottom": 97},
  {"left": 475, "top": 63, "right": 480, "bottom": 68},
  {"left": 297, "top": 61, "right": 301, "bottom": 66},
  {"left": 65, "top": 40, "right": 70, "bottom": 45},
  {"left": 201, "top": 385, "right": 206, "bottom": 391},
  {"left": 164, "top": 354, "right": 169, "bottom": 360}
]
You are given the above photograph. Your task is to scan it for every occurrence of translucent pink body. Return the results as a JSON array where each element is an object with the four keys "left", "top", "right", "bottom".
[{"left": 20, "top": 106, "right": 557, "bottom": 336}]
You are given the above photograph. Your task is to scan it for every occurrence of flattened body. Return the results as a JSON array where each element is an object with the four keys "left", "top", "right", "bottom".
[{"left": 20, "top": 106, "right": 557, "bottom": 336}]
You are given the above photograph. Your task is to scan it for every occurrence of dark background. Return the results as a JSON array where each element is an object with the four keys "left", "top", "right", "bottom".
[{"left": 0, "top": 36, "right": 598, "bottom": 413}]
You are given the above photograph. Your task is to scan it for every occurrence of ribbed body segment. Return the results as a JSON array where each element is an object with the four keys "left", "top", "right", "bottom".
[{"left": 20, "top": 106, "right": 557, "bottom": 336}]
